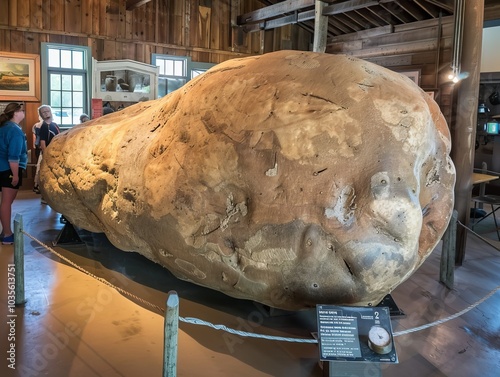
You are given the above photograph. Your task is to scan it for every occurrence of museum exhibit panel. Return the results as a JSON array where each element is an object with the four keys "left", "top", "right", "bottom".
[{"left": 0, "top": 1, "right": 500, "bottom": 377}]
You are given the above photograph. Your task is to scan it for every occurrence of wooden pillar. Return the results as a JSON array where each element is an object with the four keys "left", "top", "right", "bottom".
[
  {"left": 230, "top": 0, "right": 241, "bottom": 51},
  {"left": 452, "top": 0, "right": 484, "bottom": 265},
  {"left": 440, "top": 210, "right": 457, "bottom": 288},
  {"left": 313, "top": 0, "right": 328, "bottom": 53}
]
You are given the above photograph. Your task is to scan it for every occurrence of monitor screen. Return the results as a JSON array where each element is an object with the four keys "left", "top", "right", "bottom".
[{"left": 486, "top": 122, "right": 499, "bottom": 135}]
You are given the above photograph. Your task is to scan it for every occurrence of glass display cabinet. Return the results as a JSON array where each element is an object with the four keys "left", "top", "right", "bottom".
[{"left": 92, "top": 59, "right": 159, "bottom": 103}]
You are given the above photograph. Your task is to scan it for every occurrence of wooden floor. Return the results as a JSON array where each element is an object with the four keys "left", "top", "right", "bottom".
[{"left": 0, "top": 191, "right": 499, "bottom": 377}]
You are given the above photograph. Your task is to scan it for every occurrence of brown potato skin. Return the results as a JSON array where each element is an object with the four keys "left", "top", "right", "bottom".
[{"left": 41, "top": 51, "right": 455, "bottom": 310}]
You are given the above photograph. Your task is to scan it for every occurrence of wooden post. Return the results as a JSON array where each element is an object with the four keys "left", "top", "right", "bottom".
[
  {"left": 313, "top": 1, "right": 328, "bottom": 53},
  {"left": 451, "top": 0, "right": 485, "bottom": 265},
  {"left": 440, "top": 210, "right": 457, "bottom": 289},
  {"left": 163, "top": 291, "right": 179, "bottom": 377},
  {"left": 230, "top": 0, "right": 241, "bottom": 51},
  {"left": 14, "top": 214, "right": 26, "bottom": 305}
]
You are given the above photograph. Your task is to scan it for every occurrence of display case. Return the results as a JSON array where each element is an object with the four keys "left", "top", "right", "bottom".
[{"left": 92, "top": 59, "right": 159, "bottom": 102}]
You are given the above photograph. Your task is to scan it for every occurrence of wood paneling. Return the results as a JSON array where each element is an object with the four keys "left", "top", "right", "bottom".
[
  {"left": 50, "top": 0, "right": 64, "bottom": 31},
  {"left": 10, "top": 30, "right": 25, "bottom": 53},
  {"left": 0, "top": 30, "right": 10, "bottom": 50},
  {"left": 326, "top": 14, "right": 455, "bottom": 128},
  {"left": 81, "top": 0, "right": 92, "bottom": 34},
  {"left": 327, "top": 18, "right": 453, "bottom": 86},
  {"left": 0, "top": 0, "right": 268, "bottom": 64},
  {"left": 143, "top": 1, "right": 155, "bottom": 42},
  {"left": 8, "top": 0, "right": 18, "bottom": 28},
  {"left": 18, "top": 0, "right": 30, "bottom": 28},
  {"left": 92, "top": 0, "right": 101, "bottom": 35},
  {"left": 65, "top": 0, "right": 82, "bottom": 34},
  {"left": 198, "top": 6, "right": 211, "bottom": 49},
  {"left": 171, "top": 0, "right": 185, "bottom": 46}
]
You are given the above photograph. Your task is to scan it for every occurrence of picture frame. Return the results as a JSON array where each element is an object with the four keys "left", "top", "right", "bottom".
[
  {"left": 0, "top": 51, "right": 41, "bottom": 102},
  {"left": 397, "top": 70, "right": 421, "bottom": 86}
]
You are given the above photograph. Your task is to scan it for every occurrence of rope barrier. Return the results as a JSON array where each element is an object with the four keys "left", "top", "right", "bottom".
[
  {"left": 179, "top": 317, "right": 319, "bottom": 343},
  {"left": 473, "top": 168, "right": 500, "bottom": 176},
  {"left": 392, "top": 285, "right": 500, "bottom": 337},
  {"left": 22, "top": 231, "right": 166, "bottom": 314},
  {"left": 21, "top": 229, "right": 500, "bottom": 343},
  {"left": 457, "top": 220, "right": 500, "bottom": 252}
]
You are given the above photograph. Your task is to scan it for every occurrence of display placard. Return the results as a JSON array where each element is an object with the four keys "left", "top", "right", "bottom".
[{"left": 316, "top": 305, "right": 397, "bottom": 363}]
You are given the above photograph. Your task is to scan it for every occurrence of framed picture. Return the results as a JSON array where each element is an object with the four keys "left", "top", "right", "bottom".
[
  {"left": 0, "top": 52, "right": 41, "bottom": 102},
  {"left": 397, "top": 70, "right": 421, "bottom": 86}
]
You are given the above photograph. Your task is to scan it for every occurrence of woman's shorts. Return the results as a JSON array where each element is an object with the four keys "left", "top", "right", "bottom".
[{"left": 0, "top": 168, "right": 24, "bottom": 189}]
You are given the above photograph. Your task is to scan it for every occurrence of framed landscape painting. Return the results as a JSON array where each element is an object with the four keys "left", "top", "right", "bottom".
[{"left": 0, "top": 52, "right": 40, "bottom": 102}]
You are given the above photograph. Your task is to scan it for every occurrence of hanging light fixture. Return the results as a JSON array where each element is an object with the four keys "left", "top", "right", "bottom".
[{"left": 450, "top": 0, "right": 465, "bottom": 83}]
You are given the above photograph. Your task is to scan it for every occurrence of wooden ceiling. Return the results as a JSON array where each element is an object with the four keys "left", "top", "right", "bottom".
[
  {"left": 124, "top": 1, "right": 500, "bottom": 43},
  {"left": 238, "top": 0, "right": 500, "bottom": 41}
]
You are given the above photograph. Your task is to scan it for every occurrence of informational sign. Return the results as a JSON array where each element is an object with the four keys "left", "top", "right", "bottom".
[{"left": 316, "top": 305, "right": 397, "bottom": 363}]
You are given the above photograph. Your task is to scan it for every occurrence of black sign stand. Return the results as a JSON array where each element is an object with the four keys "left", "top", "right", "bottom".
[
  {"left": 377, "top": 294, "right": 405, "bottom": 317},
  {"left": 316, "top": 305, "right": 398, "bottom": 377},
  {"left": 52, "top": 221, "right": 83, "bottom": 246},
  {"left": 322, "top": 361, "right": 381, "bottom": 377}
]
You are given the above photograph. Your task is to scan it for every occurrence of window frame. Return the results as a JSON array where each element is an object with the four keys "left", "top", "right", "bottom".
[
  {"left": 41, "top": 43, "right": 92, "bottom": 128},
  {"left": 152, "top": 54, "right": 215, "bottom": 98}
]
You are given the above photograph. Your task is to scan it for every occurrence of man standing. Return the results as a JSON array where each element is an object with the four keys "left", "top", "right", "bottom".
[{"left": 37, "top": 105, "right": 60, "bottom": 204}]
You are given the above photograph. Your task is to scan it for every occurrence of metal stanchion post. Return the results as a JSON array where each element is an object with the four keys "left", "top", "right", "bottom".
[
  {"left": 163, "top": 291, "right": 179, "bottom": 377},
  {"left": 13, "top": 214, "right": 26, "bottom": 305}
]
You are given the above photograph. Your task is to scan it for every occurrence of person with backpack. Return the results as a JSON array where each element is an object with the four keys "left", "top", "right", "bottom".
[{"left": 37, "top": 105, "right": 60, "bottom": 204}]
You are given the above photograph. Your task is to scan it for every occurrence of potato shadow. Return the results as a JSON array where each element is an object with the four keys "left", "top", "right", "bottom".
[{"left": 32, "top": 224, "right": 322, "bottom": 377}]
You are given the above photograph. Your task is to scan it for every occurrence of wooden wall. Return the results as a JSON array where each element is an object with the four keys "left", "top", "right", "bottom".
[
  {"left": 0, "top": 0, "right": 268, "bottom": 64},
  {"left": 326, "top": 17, "right": 456, "bottom": 125}
]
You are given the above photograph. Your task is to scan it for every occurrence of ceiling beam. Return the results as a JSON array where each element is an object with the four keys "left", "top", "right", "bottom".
[
  {"left": 413, "top": 0, "right": 442, "bottom": 18},
  {"left": 422, "top": 0, "right": 454, "bottom": 13},
  {"left": 237, "top": 0, "right": 392, "bottom": 26},
  {"left": 126, "top": 0, "right": 152, "bottom": 11},
  {"left": 238, "top": 0, "right": 314, "bottom": 24},
  {"left": 353, "top": 8, "right": 386, "bottom": 27},
  {"left": 396, "top": 0, "right": 428, "bottom": 21},
  {"left": 241, "top": 10, "right": 316, "bottom": 32},
  {"left": 323, "top": 0, "right": 379, "bottom": 16}
]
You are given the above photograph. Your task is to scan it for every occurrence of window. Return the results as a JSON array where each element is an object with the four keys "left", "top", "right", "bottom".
[
  {"left": 191, "top": 69, "right": 206, "bottom": 79},
  {"left": 153, "top": 54, "right": 189, "bottom": 98},
  {"left": 41, "top": 43, "right": 91, "bottom": 128},
  {"left": 190, "top": 61, "right": 216, "bottom": 79},
  {"left": 152, "top": 54, "right": 215, "bottom": 98}
]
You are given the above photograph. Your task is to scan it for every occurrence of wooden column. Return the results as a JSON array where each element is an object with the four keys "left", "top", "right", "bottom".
[
  {"left": 230, "top": 0, "right": 241, "bottom": 51},
  {"left": 313, "top": 0, "right": 327, "bottom": 53},
  {"left": 452, "top": 0, "right": 485, "bottom": 265}
]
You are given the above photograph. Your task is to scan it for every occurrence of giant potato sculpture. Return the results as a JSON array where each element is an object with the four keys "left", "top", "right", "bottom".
[{"left": 41, "top": 51, "right": 455, "bottom": 310}]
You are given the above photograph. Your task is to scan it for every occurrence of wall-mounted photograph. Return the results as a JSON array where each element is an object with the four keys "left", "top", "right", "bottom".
[
  {"left": 397, "top": 69, "right": 421, "bottom": 86},
  {"left": 0, "top": 52, "right": 40, "bottom": 102}
]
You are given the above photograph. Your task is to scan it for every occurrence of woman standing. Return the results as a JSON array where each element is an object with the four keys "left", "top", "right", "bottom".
[{"left": 0, "top": 103, "right": 28, "bottom": 245}]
